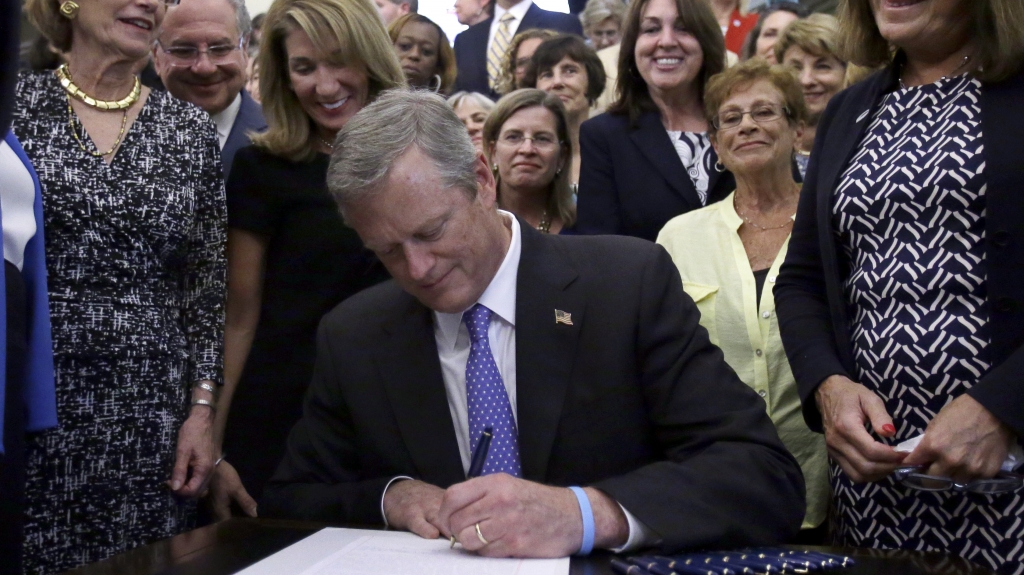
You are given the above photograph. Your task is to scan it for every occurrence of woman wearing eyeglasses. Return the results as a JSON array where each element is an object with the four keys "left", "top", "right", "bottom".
[
  {"left": 483, "top": 89, "right": 575, "bottom": 235},
  {"left": 657, "top": 59, "right": 828, "bottom": 543},
  {"left": 775, "top": 0, "right": 1024, "bottom": 570},
  {"left": 13, "top": 0, "right": 227, "bottom": 570}
]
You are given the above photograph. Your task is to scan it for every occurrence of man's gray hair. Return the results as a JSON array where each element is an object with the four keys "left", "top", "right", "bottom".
[
  {"left": 327, "top": 90, "right": 479, "bottom": 209},
  {"left": 387, "top": 0, "right": 417, "bottom": 12},
  {"left": 229, "top": 0, "right": 253, "bottom": 41}
]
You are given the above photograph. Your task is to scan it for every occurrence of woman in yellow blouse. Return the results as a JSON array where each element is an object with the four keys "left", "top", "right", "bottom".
[{"left": 657, "top": 59, "right": 827, "bottom": 542}]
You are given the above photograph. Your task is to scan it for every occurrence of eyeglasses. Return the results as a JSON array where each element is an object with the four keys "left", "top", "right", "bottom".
[
  {"left": 156, "top": 37, "right": 244, "bottom": 68},
  {"left": 893, "top": 466, "right": 1024, "bottom": 495},
  {"left": 496, "top": 132, "right": 561, "bottom": 151},
  {"left": 713, "top": 104, "right": 789, "bottom": 131}
]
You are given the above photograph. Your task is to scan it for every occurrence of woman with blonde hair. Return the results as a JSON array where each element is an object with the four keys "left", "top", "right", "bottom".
[
  {"left": 447, "top": 90, "right": 495, "bottom": 155},
  {"left": 210, "top": 0, "right": 403, "bottom": 520},
  {"left": 14, "top": 0, "right": 226, "bottom": 569},
  {"left": 494, "top": 28, "right": 558, "bottom": 96},
  {"left": 580, "top": 0, "right": 627, "bottom": 51},
  {"left": 388, "top": 13, "right": 457, "bottom": 94},
  {"left": 484, "top": 89, "right": 575, "bottom": 234},
  {"left": 776, "top": 0, "right": 1024, "bottom": 570},
  {"left": 774, "top": 13, "right": 845, "bottom": 178}
]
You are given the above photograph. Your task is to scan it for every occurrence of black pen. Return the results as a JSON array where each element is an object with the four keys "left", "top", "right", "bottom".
[
  {"left": 467, "top": 426, "right": 493, "bottom": 478},
  {"left": 451, "top": 427, "right": 494, "bottom": 548}
]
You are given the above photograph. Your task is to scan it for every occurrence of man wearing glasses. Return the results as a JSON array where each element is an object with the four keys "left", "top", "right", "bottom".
[{"left": 153, "top": 0, "right": 266, "bottom": 178}]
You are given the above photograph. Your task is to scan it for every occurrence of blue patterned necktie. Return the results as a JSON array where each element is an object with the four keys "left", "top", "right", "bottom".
[{"left": 463, "top": 303, "right": 522, "bottom": 477}]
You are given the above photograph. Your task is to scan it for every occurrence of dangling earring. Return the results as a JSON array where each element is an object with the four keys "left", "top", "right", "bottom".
[
  {"left": 714, "top": 160, "right": 726, "bottom": 173},
  {"left": 59, "top": 0, "right": 79, "bottom": 19},
  {"left": 427, "top": 74, "right": 442, "bottom": 93}
]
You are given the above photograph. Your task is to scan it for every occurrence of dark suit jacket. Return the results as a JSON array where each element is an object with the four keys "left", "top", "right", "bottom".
[
  {"left": 775, "top": 61, "right": 1024, "bottom": 438},
  {"left": 263, "top": 222, "right": 804, "bottom": 550},
  {"left": 222, "top": 90, "right": 266, "bottom": 180},
  {"left": 576, "top": 111, "right": 736, "bottom": 242},
  {"left": 453, "top": 3, "right": 584, "bottom": 98}
]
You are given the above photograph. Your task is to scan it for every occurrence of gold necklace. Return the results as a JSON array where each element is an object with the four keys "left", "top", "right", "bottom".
[
  {"left": 67, "top": 99, "right": 128, "bottom": 157},
  {"left": 537, "top": 209, "right": 551, "bottom": 234},
  {"left": 734, "top": 194, "right": 796, "bottom": 232},
  {"left": 56, "top": 63, "right": 140, "bottom": 110}
]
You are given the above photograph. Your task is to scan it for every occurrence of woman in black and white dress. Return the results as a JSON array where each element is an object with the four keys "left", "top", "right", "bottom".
[
  {"left": 14, "top": 0, "right": 226, "bottom": 571},
  {"left": 775, "top": 0, "right": 1024, "bottom": 572}
]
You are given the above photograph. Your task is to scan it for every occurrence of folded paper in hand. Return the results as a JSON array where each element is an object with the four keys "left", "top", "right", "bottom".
[{"left": 895, "top": 434, "right": 1024, "bottom": 473}]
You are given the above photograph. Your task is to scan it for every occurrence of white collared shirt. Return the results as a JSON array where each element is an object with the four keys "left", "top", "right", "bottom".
[
  {"left": 382, "top": 210, "right": 655, "bottom": 551},
  {"left": 488, "top": 0, "right": 533, "bottom": 55},
  {"left": 211, "top": 92, "right": 242, "bottom": 150},
  {"left": 0, "top": 141, "right": 37, "bottom": 271},
  {"left": 434, "top": 211, "right": 521, "bottom": 472}
]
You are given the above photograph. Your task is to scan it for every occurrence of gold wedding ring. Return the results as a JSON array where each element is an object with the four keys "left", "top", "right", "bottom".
[
  {"left": 449, "top": 535, "right": 456, "bottom": 548},
  {"left": 475, "top": 523, "right": 489, "bottom": 545}
]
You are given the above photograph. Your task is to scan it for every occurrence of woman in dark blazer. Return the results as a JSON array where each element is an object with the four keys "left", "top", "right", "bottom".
[
  {"left": 775, "top": 0, "right": 1024, "bottom": 571},
  {"left": 575, "top": 0, "right": 734, "bottom": 241}
]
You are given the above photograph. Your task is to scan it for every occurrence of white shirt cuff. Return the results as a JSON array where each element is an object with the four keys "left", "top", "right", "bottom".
[
  {"left": 609, "top": 503, "right": 660, "bottom": 553},
  {"left": 380, "top": 476, "right": 414, "bottom": 528}
]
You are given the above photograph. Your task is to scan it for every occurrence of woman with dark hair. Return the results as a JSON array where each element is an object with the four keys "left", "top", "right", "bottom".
[
  {"left": 523, "top": 35, "right": 605, "bottom": 192},
  {"left": 494, "top": 28, "right": 558, "bottom": 96},
  {"left": 484, "top": 89, "right": 576, "bottom": 234},
  {"left": 388, "top": 13, "right": 457, "bottom": 94},
  {"left": 775, "top": 0, "right": 1024, "bottom": 571},
  {"left": 576, "top": 0, "right": 734, "bottom": 241},
  {"left": 739, "top": 2, "right": 809, "bottom": 63}
]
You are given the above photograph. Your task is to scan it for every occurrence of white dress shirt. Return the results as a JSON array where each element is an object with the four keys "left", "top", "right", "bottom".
[
  {"left": 383, "top": 211, "right": 655, "bottom": 551},
  {"left": 211, "top": 92, "right": 242, "bottom": 150},
  {"left": 488, "top": 0, "right": 534, "bottom": 55},
  {"left": 0, "top": 141, "right": 37, "bottom": 271}
]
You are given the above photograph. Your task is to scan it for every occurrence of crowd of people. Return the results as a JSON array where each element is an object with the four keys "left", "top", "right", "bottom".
[{"left": 0, "top": 0, "right": 1022, "bottom": 574}]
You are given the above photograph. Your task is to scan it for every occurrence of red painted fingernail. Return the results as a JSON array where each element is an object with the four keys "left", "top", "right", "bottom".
[{"left": 882, "top": 424, "right": 896, "bottom": 434}]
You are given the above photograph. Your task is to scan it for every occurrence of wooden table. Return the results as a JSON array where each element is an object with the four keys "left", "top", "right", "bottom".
[{"left": 61, "top": 519, "right": 997, "bottom": 575}]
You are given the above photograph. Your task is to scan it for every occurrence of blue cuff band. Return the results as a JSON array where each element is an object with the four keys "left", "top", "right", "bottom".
[{"left": 569, "top": 486, "right": 595, "bottom": 555}]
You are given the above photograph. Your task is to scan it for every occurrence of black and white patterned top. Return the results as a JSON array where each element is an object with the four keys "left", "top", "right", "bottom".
[
  {"left": 666, "top": 130, "right": 715, "bottom": 204},
  {"left": 13, "top": 70, "right": 226, "bottom": 573},
  {"left": 14, "top": 71, "right": 226, "bottom": 383},
  {"left": 830, "top": 75, "right": 1023, "bottom": 575}
]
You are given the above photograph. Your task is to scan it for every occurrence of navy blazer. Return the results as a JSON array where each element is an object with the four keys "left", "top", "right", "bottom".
[
  {"left": 222, "top": 90, "right": 267, "bottom": 180},
  {"left": 453, "top": 3, "right": 583, "bottom": 98},
  {"left": 576, "top": 110, "right": 735, "bottom": 242},
  {"left": 775, "top": 61, "right": 1024, "bottom": 438}
]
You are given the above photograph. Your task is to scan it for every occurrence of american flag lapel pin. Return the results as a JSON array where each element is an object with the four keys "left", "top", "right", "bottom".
[{"left": 555, "top": 309, "right": 573, "bottom": 325}]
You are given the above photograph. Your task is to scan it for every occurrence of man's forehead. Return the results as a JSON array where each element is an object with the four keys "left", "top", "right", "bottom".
[{"left": 163, "top": 0, "right": 238, "bottom": 38}]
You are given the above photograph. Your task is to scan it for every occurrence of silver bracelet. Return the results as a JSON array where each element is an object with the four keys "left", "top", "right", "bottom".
[
  {"left": 194, "top": 382, "right": 216, "bottom": 394},
  {"left": 191, "top": 398, "right": 216, "bottom": 413}
]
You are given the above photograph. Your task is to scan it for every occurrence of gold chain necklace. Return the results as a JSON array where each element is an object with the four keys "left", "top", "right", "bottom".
[
  {"left": 56, "top": 64, "right": 140, "bottom": 110},
  {"left": 66, "top": 100, "right": 128, "bottom": 158},
  {"left": 734, "top": 195, "right": 795, "bottom": 232},
  {"left": 537, "top": 209, "right": 551, "bottom": 234}
]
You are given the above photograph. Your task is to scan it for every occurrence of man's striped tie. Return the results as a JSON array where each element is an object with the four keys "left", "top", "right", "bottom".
[{"left": 487, "top": 13, "right": 516, "bottom": 91}]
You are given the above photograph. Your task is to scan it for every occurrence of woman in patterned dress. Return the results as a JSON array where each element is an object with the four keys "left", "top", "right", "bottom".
[
  {"left": 575, "top": 0, "right": 735, "bottom": 241},
  {"left": 13, "top": 0, "right": 226, "bottom": 571},
  {"left": 775, "top": 0, "right": 1024, "bottom": 572}
]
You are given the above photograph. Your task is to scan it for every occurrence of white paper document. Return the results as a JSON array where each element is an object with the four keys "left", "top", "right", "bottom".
[{"left": 236, "top": 528, "right": 569, "bottom": 575}]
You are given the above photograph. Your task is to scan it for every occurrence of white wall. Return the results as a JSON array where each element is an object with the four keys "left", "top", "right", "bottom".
[{"left": 243, "top": 0, "right": 571, "bottom": 46}]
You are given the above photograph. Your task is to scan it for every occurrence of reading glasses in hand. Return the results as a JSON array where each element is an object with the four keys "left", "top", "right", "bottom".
[
  {"left": 157, "top": 38, "right": 245, "bottom": 68},
  {"left": 713, "top": 105, "right": 790, "bottom": 131},
  {"left": 894, "top": 466, "right": 1024, "bottom": 494}
]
